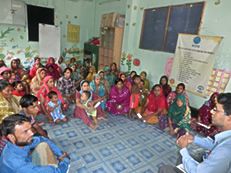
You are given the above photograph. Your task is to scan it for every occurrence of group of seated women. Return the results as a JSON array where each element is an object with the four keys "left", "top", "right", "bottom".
[{"left": 0, "top": 57, "right": 220, "bottom": 137}]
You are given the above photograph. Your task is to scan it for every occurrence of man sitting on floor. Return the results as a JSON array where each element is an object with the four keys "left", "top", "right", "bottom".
[
  {"left": 0, "top": 114, "right": 70, "bottom": 172},
  {"left": 20, "top": 94, "right": 49, "bottom": 138},
  {"left": 159, "top": 93, "right": 231, "bottom": 173}
]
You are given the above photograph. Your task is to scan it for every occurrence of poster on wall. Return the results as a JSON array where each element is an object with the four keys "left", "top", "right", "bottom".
[
  {"left": 39, "top": 24, "right": 60, "bottom": 59},
  {"left": 169, "top": 33, "right": 222, "bottom": 96},
  {"left": 67, "top": 24, "right": 80, "bottom": 43},
  {"left": 206, "top": 69, "right": 231, "bottom": 96}
]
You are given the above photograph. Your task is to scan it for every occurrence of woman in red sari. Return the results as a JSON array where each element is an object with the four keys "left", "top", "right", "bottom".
[
  {"left": 45, "top": 57, "right": 60, "bottom": 71},
  {"left": 140, "top": 84, "right": 167, "bottom": 124},
  {"left": 73, "top": 80, "right": 107, "bottom": 130},
  {"left": 191, "top": 92, "right": 220, "bottom": 137},
  {"left": 29, "top": 57, "right": 43, "bottom": 79},
  {"left": 37, "top": 76, "right": 68, "bottom": 124}
]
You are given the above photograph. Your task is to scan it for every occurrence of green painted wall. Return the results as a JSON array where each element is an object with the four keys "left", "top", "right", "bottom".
[
  {"left": 0, "top": 0, "right": 95, "bottom": 66},
  {"left": 0, "top": 0, "right": 230, "bottom": 108},
  {"left": 121, "top": 0, "right": 231, "bottom": 108},
  {"left": 93, "top": 0, "right": 127, "bottom": 36}
]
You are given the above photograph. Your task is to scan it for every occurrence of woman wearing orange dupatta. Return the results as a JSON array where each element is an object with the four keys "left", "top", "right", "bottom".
[
  {"left": 30, "top": 68, "right": 46, "bottom": 96},
  {"left": 37, "top": 76, "right": 68, "bottom": 124},
  {"left": 140, "top": 84, "right": 167, "bottom": 124},
  {"left": 86, "top": 65, "right": 96, "bottom": 82}
]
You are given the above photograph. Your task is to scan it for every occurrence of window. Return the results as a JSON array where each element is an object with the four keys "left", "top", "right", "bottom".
[
  {"left": 27, "top": 5, "right": 54, "bottom": 41},
  {"left": 139, "top": 2, "right": 205, "bottom": 53}
]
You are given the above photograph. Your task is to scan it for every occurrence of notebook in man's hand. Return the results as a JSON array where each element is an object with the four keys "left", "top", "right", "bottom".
[{"left": 174, "top": 164, "right": 187, "bottom": 173}]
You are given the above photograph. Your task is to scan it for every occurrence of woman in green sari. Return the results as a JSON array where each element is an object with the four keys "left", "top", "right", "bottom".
[
  {"left": 167, "top": 94, "right": 191, "bottom": 137},
  {"left": 140, "top": 71, "right": 150, "bottom": 90}
]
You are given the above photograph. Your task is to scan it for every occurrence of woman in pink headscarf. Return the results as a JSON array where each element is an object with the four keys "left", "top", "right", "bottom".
[
  {"left": 0, "top": 67, "right": 12, "bottom": 83},
  {"left": 45, "top": 57, "right": 59, "bottom": 70},
  {"left": 29, "top": 57, "right": 43, "bottom": 79},
  {"left": 37, "top": 75, "right": 68, "bottom": 124}
]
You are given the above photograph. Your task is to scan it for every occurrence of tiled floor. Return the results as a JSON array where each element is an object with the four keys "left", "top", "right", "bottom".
[{"left": 38, "top": 104, "right": 181, "bottom": 173}]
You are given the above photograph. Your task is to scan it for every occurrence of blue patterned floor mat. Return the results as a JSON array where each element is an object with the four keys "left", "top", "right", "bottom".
[{"left": 37, "top": 103, "right": 193, "bottom": 173}]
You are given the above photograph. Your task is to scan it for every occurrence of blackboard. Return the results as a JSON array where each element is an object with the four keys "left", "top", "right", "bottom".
[
  {"left": 164, "top": 3, "right": 204, "bottom": 52},
  {"left": 140, "top": 2, "right": 205, "bottom": 53},
  {"left": 140, "top": 7, "right": 168, "bottom": 50},
  {"left": 27, "top": 5, "right": 54, "bottom": 41}
]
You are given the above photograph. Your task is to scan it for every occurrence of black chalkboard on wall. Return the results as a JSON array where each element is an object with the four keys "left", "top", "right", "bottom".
[
  {"left": 140, "top": 2, "right": 205, "bottom": 53},
  {"left": 27, "top": 5, "right": 54, "bottom": 42}
]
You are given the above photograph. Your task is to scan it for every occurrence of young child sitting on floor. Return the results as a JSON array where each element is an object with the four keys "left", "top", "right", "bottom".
[
  {"left": 12, "top": 81, "right": 25, "bottom": 97},
  {"left": 47, "top": 91, "right": 68, "bottom": 124},
  {"left": 128, "top": 75, "right": 141, "bottom": 118},
  {"left": 80, "top": 90, "right": 98, "bottom": 129}
]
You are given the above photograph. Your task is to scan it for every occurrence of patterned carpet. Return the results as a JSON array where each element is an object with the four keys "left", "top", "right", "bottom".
[{"left": 37, "top": 104, "right": 186, "bottom": 173}]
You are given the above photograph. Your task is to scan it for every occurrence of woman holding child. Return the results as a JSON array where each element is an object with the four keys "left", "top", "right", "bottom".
[
  {"left": 140, "top": 84, "right": 167, "bottom": 124},
  {"left": 37, "top": 76, "right": 68, "bottom": 124},
  {"left": 73, "top": 80, "right": 107, "bottom": 130}
]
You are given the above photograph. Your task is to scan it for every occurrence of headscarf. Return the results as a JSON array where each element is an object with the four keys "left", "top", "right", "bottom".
[
  {"left": 159, "top": 75, "right": 169, "bottom": 90},
  {"left": 30, "top": 68, "right": 46, "bottom": 95},
  {"left": 104, "top": 66, "right": 110, "bottom": 72},
  {"left": 140, "top": 71, "right": 147, "bottom": 77},
  {"left": 86, "top": 65, "right": 96, "bottom": 82},
  {"left": 208, "top": 92, "right": 219, "bottom": 109},
  {"left": 93, "top": 74, "right": 100, "bottom": 80},
  {"left": 0, "top": 67, "right": 12, "bottom": 83},
  {"left": 45, "top": 57, "right": 59, "bottom": 70},
  {"left": 98, "top": 70, "right": 104, "bottom": 75},
  {"left": 41, "top": 76, "right": 64, "bottom": 103},
  {"left": 198, "top": 92, "right": 219, "bottom": 125},
  {"left": 90, "top": 66, "right": 96, "bottom": 73},
  {"left": 29, "top": 63, "right": 42, "bottom": 79},
  {"left": 167, "top": 94, "right": 187, "bottom": 123},
  {"left": 80, "top": 80, "right": 93, "bottom": 101},
  {"left": 0, "top": 67, "right": 11, "bottom": 78},
  {"left": 91, "top": 74, "right": 105, "bottom": 96},
  {"left": 46, "top": 64, "right": 61, "bottom": 80},
  {"left": 69, "top": 63, "right": 76, "bottom": 68},
  {"left": 147, "top": 84, "right": 166, "bottom": 112},
  {"left": 118, "top": 72, "right": 126, "bottom": 78}
]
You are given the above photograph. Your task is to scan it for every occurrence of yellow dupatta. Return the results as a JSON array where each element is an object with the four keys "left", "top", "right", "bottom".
[{"left": 0, "top": 93, "right": 21, "bottom": 123}]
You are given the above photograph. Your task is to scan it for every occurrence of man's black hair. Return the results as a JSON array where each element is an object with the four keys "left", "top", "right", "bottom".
[
  {"left": 63, "top": 67, "right": 73, "bottom": 74},
  {"left": 20, "top": 94, "right": 38, "bottom": 108},
  {"left": 0, "top": 114, "right": 30, "bottom": 137},
  {"left": 217, "top": 93, "right": 231, "bottom": 115}
]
